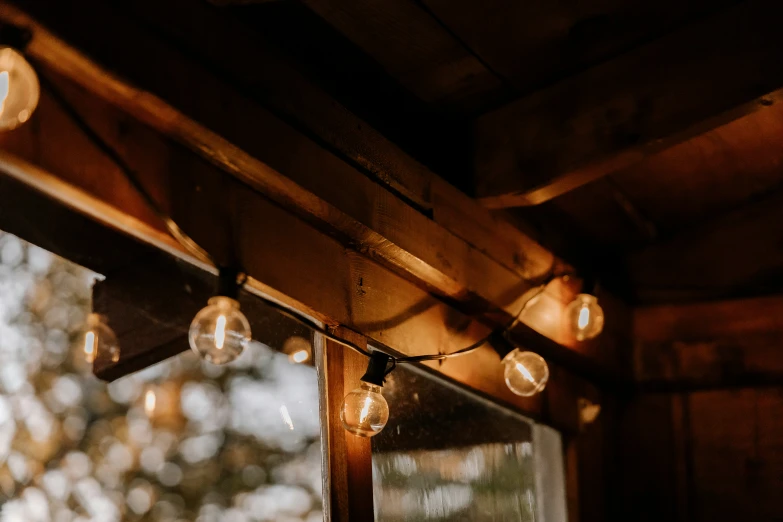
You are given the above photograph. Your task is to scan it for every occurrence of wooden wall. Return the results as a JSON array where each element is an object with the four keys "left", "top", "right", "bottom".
[{"left": 621, "top": 297, "right": 783, "bottom": 522}]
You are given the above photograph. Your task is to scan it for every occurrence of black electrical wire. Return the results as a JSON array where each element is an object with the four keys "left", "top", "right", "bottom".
[
  {"left": 38, "top": 65, "right": 550, "bottom": 368},
  {"left": 392, "top": 283, "right": 548, "bottom": 364}
]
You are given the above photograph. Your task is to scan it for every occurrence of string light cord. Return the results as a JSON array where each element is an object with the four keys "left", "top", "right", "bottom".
[
  {"left": 38, "top": 64, "right": 553, "bottom": 368},
  {"left": 392, "top": 282, "right": 548, "bottom": 364}
]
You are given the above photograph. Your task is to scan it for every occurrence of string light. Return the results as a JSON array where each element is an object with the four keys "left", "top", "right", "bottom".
[
  {"left": 22, "top": 46, "right": 609, "bottom": 437},
  {"left": 566, "top": 293, "right": 604, "bottom": 341},
  {"left": 0, "top": 46, "right": 39, "bottom": 131},
  {"left": 81, "top": 313, "right": 120, "bottom": 364}
]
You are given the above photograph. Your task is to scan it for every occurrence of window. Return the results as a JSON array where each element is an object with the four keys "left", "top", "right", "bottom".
[
  {"left": 372, "top": 364, "right": 567, "bottom": 522},
  {"left": 0, "top": 231, "right": 324, "bottom": 522}
]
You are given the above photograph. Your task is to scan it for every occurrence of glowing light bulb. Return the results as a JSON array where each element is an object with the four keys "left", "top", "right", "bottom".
[
  {"left": 189, "top": 296, "right": 251, "bottom": 364},
  {"left": 502, "top": 349, "right": 549, "bottom": 397},
  {"left": 283, "top": 336, "right": 312, "bottom": 364},
  {"left": 340, "top": 382, "right": 389, "bottom": 437},
  {"left": 81, "top": 313, "right": 120, "bottom": 364},
  {"left": 566, "top": 293, "right": 604, "bottom": 341},
  {"left": 0, "top": 47, "right": 39, "bottom": 130}
]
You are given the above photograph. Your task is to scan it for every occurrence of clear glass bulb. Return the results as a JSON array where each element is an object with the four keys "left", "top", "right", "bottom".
[
  {"left": 566, "top": 293, "right": 605, "bottom": 341},
  {"left": 82, "top": 313, "right": 120, "bottom": 364},
  {"left": 189, "top": 296, "right": 251, "bottom": 365},
  {"left": 0, "top": 47, "right": 39, "bottom": 131},
  {"left": 502, "top": 349, "right": 549, "bottom": 397},
  {"left": 340, "top": 382, "right": 389, "bottom": 437}
]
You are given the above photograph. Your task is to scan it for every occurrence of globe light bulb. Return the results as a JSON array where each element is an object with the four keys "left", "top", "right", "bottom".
[
  {"left": 82, "top": 313, "right": 120, "bottom": 364},
  {"left": 0, "top": 47, "right": 40, "bottom": 131},
  {"left": 502, "top": 349, "right": 549, "bottom": 397},
  {"left": 340, "top": 381, "right": 389, "bottom": 437},
  {"left": 566, "top": 293, "right": 604, "bottom": 341},
  {"left": 189, "top": 296, "right": 250, "bottom": 364}
]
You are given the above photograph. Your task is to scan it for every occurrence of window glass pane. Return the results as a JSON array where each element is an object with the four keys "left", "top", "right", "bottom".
[
  {"left": 0, "top": 230, "right": 324, "bottom": 522},
  {"left": 373, "top": 364, "right": 544, "bottom": 522},
  {"left": 532, "top": 425, "right": 567, "bottom": 522}
]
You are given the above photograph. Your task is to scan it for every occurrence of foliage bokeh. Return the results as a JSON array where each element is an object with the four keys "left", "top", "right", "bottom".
[{"left": 0, "top": 231, "right": 324, "bottom": 522}]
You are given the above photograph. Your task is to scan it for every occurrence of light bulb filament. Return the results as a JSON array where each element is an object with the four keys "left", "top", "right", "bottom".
[
  {"left": 577, "top": 306, "right": 590, "bottom": 330},
  {"left": 516, "top": 362, "right": 535, "bottom": 383},
  {"left": 359, "top": 396, "right": 373, "bottom": 425},
  {"left": 83, "top": 331, "right": 96, "bottom": 363},
  {"left": 0, "top": 71, "right": 8, "bottom": 116},
  {"left": 214, "top": 315, "right": 227, "bottom": 350}
]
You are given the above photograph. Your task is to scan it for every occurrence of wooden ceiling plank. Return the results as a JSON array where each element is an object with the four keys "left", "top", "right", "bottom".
[
  {"left": 627, "top": 185, "right": 783, "bottom": 303},
  {"left": 298, "top": 0, "right": 509, "bottom": 112},
  {"left": 635, "top": 297, "right": 783, "bottom": 391},
  {"left": 124, "top": 0, "right": 433, "bottom": 213},
  {"left": 476, "top": 0, "right": 783, "bottom": 208},
  {"left": 609, "top": 101, "right": 783, "bottom": 231},
  {"left": 420, "top": 0, "right": 737, "bottom": 96}
]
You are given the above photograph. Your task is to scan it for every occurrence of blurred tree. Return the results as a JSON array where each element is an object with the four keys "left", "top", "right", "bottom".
[{"left": 0, "top": 231, "right": 324, "bottom": 522}]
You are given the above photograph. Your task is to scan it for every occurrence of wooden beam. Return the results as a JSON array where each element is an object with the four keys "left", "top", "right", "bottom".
[
  {"left": 124, "top": 0, "right": 434, "bottom": 212},
  {"left": 634, "top": 296, "right": 783, "bottom": 390},
  {"left": 0, "top": 0, "right": 566, "bottom": 326},
  {"left": 110, "top": 0, "right": 555, "bottom": 282},
  {"left": 323, "top": 327, "right": 374, "bottom": 521},
  {"left": 475, "top": 0, "right": 783, "bottom": 208}
]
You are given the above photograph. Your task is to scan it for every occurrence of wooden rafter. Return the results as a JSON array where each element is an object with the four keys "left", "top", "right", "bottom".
[
  {"left": 635, "top": 296, "right": 783, "bottom": 391},
  {"left": 475, "top": 0, "right": 783, "bottom": 208},
  {"left": 299, "top": 0, "right": 511, "bottom": 112}
]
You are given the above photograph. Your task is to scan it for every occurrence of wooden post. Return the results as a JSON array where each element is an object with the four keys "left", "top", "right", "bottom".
[
  {"left": 565, "top": 438, "right": 580, "bottom": 522},
  {"left": 322, "top": 327, "right": 375, "bottom": 521}
]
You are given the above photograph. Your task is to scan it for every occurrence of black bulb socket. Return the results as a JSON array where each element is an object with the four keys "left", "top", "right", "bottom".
[
  {"left": 488, "top": 329, "right": 517, "bottom": 360},
  {"left": 217, "top": 266, "right": 241, "bottom": 300},
  {"left": 0, "top": 23, "right": 32, "bottom": 50},
  {"left": 360, "top": 351, "right": 392, "bottom": 387}
]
